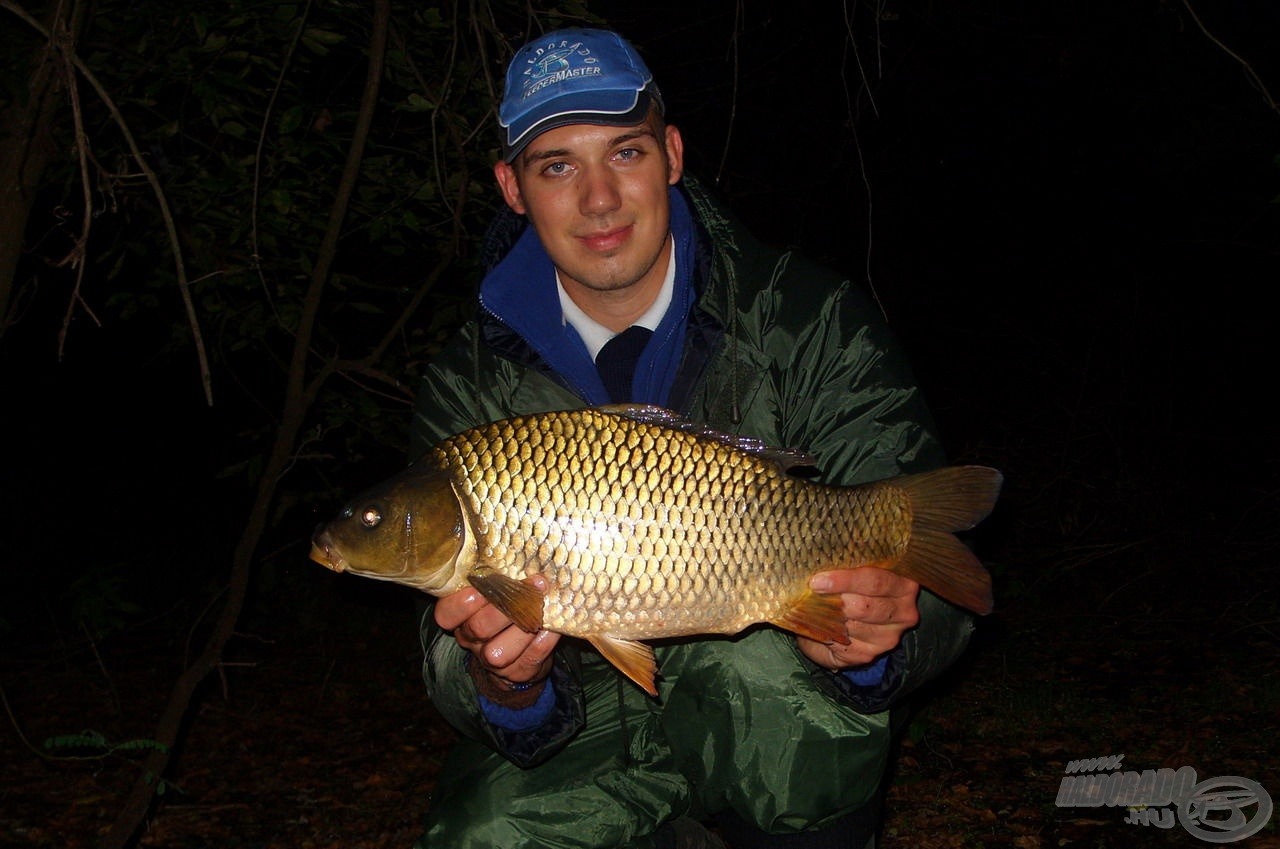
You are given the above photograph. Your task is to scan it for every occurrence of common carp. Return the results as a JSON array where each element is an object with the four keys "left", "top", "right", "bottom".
[{"left": 310, "top": 405, "right": 1002, "bottom": 695}]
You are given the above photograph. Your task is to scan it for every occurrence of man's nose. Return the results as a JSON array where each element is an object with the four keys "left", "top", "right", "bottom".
[{"left": 580, "top": 166, "right": 622, "bottom": 215}]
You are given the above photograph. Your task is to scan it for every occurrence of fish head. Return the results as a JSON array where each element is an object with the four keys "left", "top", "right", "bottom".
[{"left": 309, "top": 465, "right": 471, "bottom": 596}]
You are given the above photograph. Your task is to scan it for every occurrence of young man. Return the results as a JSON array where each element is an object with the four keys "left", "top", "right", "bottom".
[{"left": 409, "top": 27, "right": 975, "bottom": 849}]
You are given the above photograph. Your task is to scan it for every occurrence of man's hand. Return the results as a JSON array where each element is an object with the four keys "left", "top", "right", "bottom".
[
  {"left": 797, "top": 567, "right": 921, "bottom": 671},
  {"left": 434, "top": 574, "right": 560, "bottom": 705}
]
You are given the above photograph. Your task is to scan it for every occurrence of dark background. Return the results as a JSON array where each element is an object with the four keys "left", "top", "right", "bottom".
[
  {"left": 593, "top": 1, "right": 1280, "bottom": 623},
  {"left": 2, "top": 2, "right": 1277, "bottom": 846},
  {"left": 7, "top": 2, "right": 1277, "bottom": 615}
]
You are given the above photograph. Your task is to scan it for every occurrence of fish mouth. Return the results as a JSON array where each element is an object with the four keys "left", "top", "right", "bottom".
[{"left": 309, "top": 527, "right": 348, "bottom": 573}]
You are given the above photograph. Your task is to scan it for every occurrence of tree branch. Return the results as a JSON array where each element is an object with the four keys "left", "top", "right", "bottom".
[
  {"left": 1181, "top": 0, "right": 1279, "bottom": 116},
  {"left": 250, "top": 0, "right": 314, "bottom": 327},
  {"left": 52, "top": 12, "right": 100, "bottom": 352}
]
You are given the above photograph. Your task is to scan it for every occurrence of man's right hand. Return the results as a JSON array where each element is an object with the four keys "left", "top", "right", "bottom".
[{"left": 434, "top": 574, "right": 560, "bottom": 706}]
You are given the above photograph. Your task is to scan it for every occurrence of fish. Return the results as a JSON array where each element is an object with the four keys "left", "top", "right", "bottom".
[{"left": 310, "top": 404, "right": 1003, "bottom": 695}]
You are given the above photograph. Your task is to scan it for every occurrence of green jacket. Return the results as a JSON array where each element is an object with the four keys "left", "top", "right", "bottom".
[{"left": 409, "top": 176, "right": 974, "bottom": 831}]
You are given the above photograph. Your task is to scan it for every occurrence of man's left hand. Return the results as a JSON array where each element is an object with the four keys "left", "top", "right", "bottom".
[{"left": 797, "top": 567, "right": 921, "bottom": 670}]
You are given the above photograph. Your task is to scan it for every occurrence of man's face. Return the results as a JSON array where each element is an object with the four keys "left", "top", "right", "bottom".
[{"left": 494, "top": 115, "right": 684, "bottom": 298}]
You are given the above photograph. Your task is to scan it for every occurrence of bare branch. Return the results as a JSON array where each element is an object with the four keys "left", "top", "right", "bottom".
[
  {"left": 251, "top": 0, "right": 314, "bottom": 327},
  {"left": 1181, "top": 0, "right": 1279, "bottom": 116},
  {"left": 52, "top": 13, "right": 98, "bottom": 354},
  {"left": 714, "top": 0, "right": 742, "bottom": 187}
]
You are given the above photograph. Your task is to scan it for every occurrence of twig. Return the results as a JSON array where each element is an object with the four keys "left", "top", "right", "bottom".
[
  {"left": 0, "top": 684, "right": 50, "bottom": 760},
  {"left": 216, "top": 662, "right": 258, "bottom": 701},
  {"left": 842, "top": 0, "right": 880, "bottom": 119},
  {"left": 714, "top": 0, "right": 743, "bottom": 187},
  {"left": 1181, "top": 0, "right": 1279, "bottom": 115},
  {"left": 841, "top": 0, "right": 885, "bottom": 321},
  {"left": 183, "top": 585, "right": 228, "bottom": 669},
  {"left": 80, "top": 619, "right": 121, "bottom": 716},
  {"left": 318, "top": 657, "right": 337, "bottom": 702},
  {"left": 250, "top": 0, "right": 313, "bottom": 327},
  {"left": 52, "top": 14, "right": 100, "bottom": 355}
]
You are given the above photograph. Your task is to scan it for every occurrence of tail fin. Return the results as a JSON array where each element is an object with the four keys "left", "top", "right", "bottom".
[{"left": 893, "top": 465, "right": 1003, "bottom": 615}]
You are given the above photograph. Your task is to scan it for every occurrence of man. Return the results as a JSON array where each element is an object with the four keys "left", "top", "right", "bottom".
[{"left": 409, "top": 27, "right": 974, "bottom": 849}]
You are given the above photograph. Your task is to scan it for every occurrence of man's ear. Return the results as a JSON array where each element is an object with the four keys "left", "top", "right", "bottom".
[
  {"left": 493, "top": 160, "right": 527, "bottom": 214},
  {"left": 665, "top": 125, "right": 685, "bottom": 186}
]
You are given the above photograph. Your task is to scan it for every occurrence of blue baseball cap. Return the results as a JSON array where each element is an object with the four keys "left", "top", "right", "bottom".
[{"left": 499, "top": 28, "right": 664, "bottom": 163}]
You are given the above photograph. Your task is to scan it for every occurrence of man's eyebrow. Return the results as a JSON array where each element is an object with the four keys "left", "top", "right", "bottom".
[
  {"left": 523, "top": 146, "right": 571, "bottom": 164},
  {"left": 608, "top": 127, "right": 658, "bottom": 147},
  {"left": 520, "top": 127, "right": 659, "bottom": 166}
]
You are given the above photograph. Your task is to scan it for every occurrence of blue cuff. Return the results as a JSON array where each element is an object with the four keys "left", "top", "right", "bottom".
[
  {"left": 479, "top": 680, "right": 557, "bottom": 731},
  {"left": 842, "top": 653, "right": 889, "bottom": 687}
]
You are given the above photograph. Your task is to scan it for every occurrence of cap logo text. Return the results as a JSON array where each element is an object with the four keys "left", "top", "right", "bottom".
[{"left": 521, "top": 40, "right": 601, "bottom": 100}]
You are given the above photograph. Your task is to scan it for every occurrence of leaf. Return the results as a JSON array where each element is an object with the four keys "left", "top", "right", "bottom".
[
  {"left": 303, "top": 27, "right": 345, "bottom": 45},
  {"left": 267, "top": 189, "right": 293, "bottom": 215},
  {"left": 278, "top": 105, "right": 306, "bottom": 135},
  {"left": 403, "top": 92, "right": 436, "bottom": 112}
]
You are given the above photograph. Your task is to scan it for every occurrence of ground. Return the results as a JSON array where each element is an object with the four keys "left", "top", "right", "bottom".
[{"left": 3, "top": 569, "right": 1276, "bottom": 849}]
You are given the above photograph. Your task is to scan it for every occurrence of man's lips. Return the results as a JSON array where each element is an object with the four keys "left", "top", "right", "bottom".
[{"left": 577, "top": 225, "right": 632, "bottom": 252}]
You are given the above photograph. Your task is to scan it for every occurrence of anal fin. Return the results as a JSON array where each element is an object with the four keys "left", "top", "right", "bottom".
[
  {"left": 468, "top": 569, "right": 545, "bottom": 632},
  {"left": 772, "top": 590, "right": 850, "bottom": 645},
  {"left": 589, "top": 634, "right": 659, "bottom": 697}
]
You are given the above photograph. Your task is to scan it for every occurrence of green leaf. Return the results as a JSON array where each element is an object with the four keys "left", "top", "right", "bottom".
[
  {"left": 303, "top": 27, "right": 346, "bottom": 45},
  {"left": 404, "top": 92, "right": 436, "bottom": 112},
  {"left": 267, "top": 189, "right": 293, "bottom": 215},
  {"left": 278, "top": 105, "right": 306, "bottom": 135}
]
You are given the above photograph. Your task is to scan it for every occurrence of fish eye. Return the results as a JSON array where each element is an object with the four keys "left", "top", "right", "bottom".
[{"left": 360, "top": 506, "right": 382, "bottom": 527}]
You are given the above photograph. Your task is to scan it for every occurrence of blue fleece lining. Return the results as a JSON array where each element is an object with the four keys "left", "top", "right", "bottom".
[
  {"left": 842, "top": 654, "right": 889, "bottom": 687},
  {"left": 479, "top": 679, "right": 558, "bottom": 732}
]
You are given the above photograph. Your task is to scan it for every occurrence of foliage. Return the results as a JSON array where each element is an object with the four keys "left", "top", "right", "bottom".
[
  {"left": 63, "top": 564, "right": 143, "bottom": 640},
  {"left": 2, "top": 0, "right": 602, "bottom": 551},
  {"left": 85, "top": 1, "right": 474, "bottom": 462},
  {"left": 42, "top": 732, "right": 177, "bottom": 796},
  {"left": 43, "top": 730, "right": 168, "bottom": 760},
  {"left": 2, "top": 4, "right": 601, "bottom": 840}
]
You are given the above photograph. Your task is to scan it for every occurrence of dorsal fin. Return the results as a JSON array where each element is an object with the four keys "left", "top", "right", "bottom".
[{"left": 596, "top": 404, "right": 816, "bottom": 472}]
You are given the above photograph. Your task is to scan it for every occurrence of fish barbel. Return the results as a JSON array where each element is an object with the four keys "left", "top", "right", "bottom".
[{"left": 310, "top": 405, "right": 1002, "bottom": 695}]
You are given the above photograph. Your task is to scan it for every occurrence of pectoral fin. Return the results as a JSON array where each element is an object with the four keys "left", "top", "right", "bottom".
[
  {"left": 467, "top": 568, "right": 545, "bottom": 633},
  {"left": 588, "top": 634, "right": 659, "bottom": 697},
  {"left": 772, "top": 589, "right": 851, "bottom": 645}
]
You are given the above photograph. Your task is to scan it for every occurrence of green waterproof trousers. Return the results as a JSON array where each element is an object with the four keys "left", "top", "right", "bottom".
[{"left": 414, "top": 627, "right": 890, "bottom": 849}]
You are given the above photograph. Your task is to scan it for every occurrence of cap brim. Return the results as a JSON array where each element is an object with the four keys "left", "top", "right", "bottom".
[{"left": 502, "top": 92, "right": 655, "bottom": 163}]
